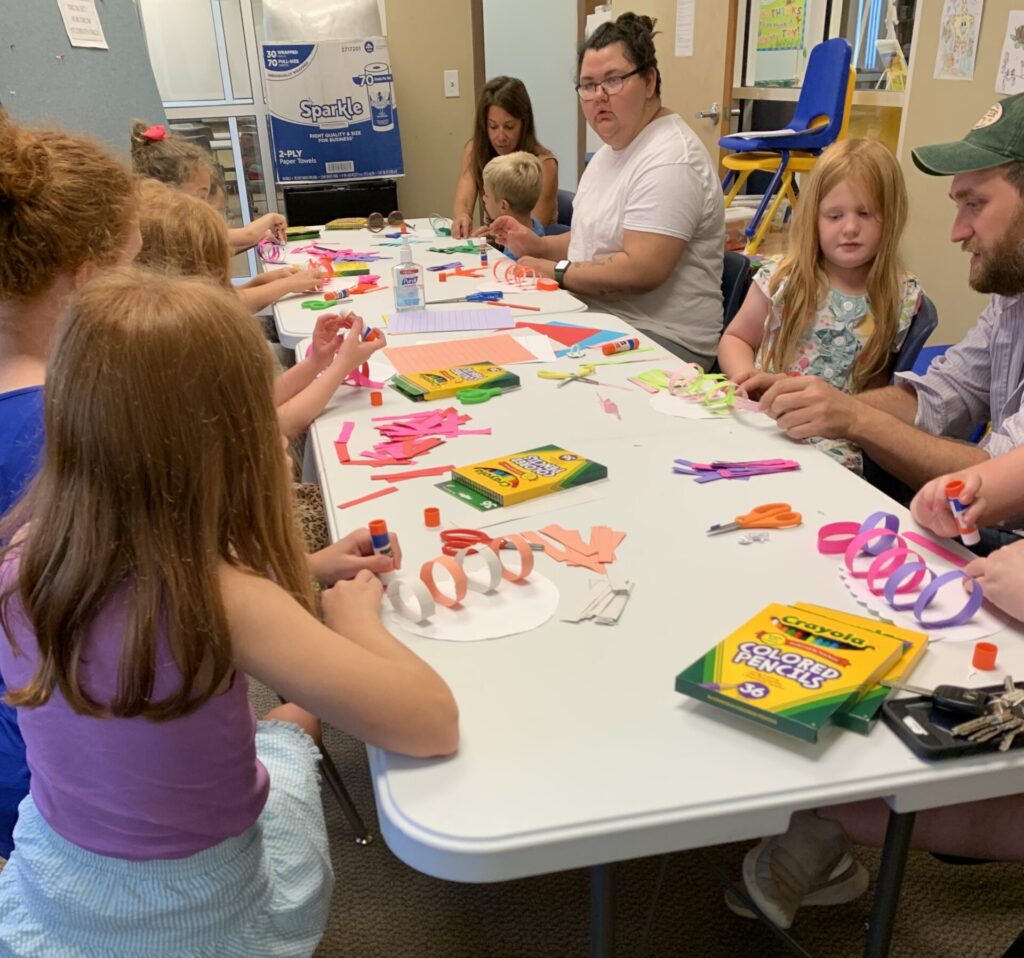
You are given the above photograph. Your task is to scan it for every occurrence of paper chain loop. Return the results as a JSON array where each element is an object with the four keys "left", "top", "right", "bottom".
[
  {"left": 387, "top": 534, "right": 534, "bottom": 623},
  {"left": 817, "top": 512, "right": 983, "bottom": 629}
]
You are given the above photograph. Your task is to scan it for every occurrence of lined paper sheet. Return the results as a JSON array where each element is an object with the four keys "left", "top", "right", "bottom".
[{"left": 385, "top": 307, "right": 514, "bottom": 334}]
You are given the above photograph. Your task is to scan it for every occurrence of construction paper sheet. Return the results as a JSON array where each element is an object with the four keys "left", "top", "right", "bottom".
[
  {"left": 513, "top": 321, "right": 604, "bottom": 348},
  {"left": 511, "top": 333, "right": 557, "bottom": 362},
  {"left": 552, "top": 323, "right": 627, "bottom": 358},
  {"left": 838, "top": 566, "right": 1006, "bottom": 643},
  {"left": 385, "top": 308, "right": 514, "bottom": 334},
  {"left": 382, "top": 334, "right": 539, "bottom": 374},
  {"left": 382, "top": 570, "right": 558, "bottom": 642}
]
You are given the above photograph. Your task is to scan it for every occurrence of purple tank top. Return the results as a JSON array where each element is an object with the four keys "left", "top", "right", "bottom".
[{"left": 0, "top": 557, "right": 269, "bottom": 860}]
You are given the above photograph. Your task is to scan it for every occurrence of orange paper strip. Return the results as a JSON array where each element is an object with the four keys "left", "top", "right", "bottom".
[
  {"left": 336, "top": 486, "right": 399, "bottom": 509},
  {"left": 539, "top": 524, "right": 598, "bottom": 557}
]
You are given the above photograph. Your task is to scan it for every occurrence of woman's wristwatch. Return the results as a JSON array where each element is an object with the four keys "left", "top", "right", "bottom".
[{"left": 554, "top": 259, "right": 571, "bottom": 289}]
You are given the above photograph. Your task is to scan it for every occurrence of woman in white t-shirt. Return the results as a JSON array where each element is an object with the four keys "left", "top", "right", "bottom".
[{"left": 483, "top": 13, "right": 725, "bottom": 366}]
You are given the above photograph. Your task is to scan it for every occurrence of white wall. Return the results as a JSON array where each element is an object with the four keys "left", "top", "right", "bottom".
[{"left": 482, "top": 0, "right": 579, "bottom": 192}]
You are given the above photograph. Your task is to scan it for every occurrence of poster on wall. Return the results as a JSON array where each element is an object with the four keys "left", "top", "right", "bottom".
[
  {"left": 262, "top": 38, "right": 404, "bottom": 183},
  {"left": 756, "top": 0, "right": 806, "bottom": 53},
  {"left": 996, "top": 11, "right": 1024, "bottom": 96},
  {"left": 933, "top": 0, "right": 984, "bottom": 81}
]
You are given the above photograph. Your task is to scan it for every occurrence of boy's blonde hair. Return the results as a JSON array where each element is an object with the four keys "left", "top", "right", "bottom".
[
  {"left": 0, "top": 267, "right": 314, "bottom": 720},
  {"left": 130, "top": 120, "right": 212, "bottom": 190},
  {"left": 136, "top": 178, "right": 232, "bottom": 287},
  {"left": 482, "top": 151, "right": 543, "bottom": 217},
  {"left": 763, "top": 138, "right": 909, "bottom": 391},
  {"left": 0, "top": 113, "right": 137, "bottom": 300}
]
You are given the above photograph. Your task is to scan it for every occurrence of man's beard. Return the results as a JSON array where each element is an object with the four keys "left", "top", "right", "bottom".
[{"left": 969, "top": 223, "right": 1024, "bottom": 296}]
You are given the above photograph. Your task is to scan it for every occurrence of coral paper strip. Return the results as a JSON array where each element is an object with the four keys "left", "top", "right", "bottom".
[
  {"left": 333, "top": 442, "right": 350, "bottom": 464},
  {"left": 540, "top": 524, "right": 598, "bottom": 557},
  {"left": 370, "top": 465, "right": 455, "bottom": 482},
  {"left": 336, "top": 486, "right": 399, "bottom": 509}
]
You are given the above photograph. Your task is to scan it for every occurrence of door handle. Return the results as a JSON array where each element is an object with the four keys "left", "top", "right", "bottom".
[{"left": 694, "top": 102, "right": 721, "bottom": 124}]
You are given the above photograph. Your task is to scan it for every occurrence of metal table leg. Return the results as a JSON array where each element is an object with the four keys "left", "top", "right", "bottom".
[
  {"left": 863, "top": 809, "right": 916, "bottom": 958},
  {"left": 590, "top": 863, "right": 615, "bottom": 958}
]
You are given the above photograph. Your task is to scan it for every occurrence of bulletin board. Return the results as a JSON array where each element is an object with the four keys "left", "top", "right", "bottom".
[{"left": 0, "top": 0, "right": 165, "bottom": 154}]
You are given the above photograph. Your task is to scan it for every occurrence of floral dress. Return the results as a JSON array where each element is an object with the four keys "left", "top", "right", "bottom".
[{"left": 753, "top": 258, "right": 923, "bottom": 473}]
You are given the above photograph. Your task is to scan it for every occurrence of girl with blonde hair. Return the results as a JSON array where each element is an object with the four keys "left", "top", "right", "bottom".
[
  {"left": 0, "top": 268, "right": 457, "bottom": 956},
  {"left": 0, "top": 112, "right": 140, "bottom": 860},
  {"left": 718, "top": 137, "right": 922, "bottom": 472},
  {"left": 130, "top": 120, "right": 286, "bottom": 254},
  {"left": 135, "top": 180, "right": 385, "bottom": 442}
]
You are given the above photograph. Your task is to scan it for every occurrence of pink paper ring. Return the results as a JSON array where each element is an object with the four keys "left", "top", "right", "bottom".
[
  {"left": 844, "top": 529, "right": 907, "bottom": 578},
  {"left": 866, "top": 548, "right": 926, "bottom": 595},
  {"left": 913, "top": 570, "right": 985, "bottom": 629},
  {"left": 668, "top": 364, "right": 705, "bottom": 396},
  {"left": 883, "top": 561, "right": 935, "bottom": 611},
  {"left": 817, "top": 521, "right": 861, "bottom": 555},
  {"left": 857, "top": 511, "right": 901, "bottom": 555}
]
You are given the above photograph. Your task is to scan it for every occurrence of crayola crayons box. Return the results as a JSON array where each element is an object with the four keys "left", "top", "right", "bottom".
[
  {"left": 391, "top": 363, "right": 520, "bottom": 402},
  {"left": 448, "top": 444, "right": 608, "bottom": 506},
  {"left": 675, "top": 603, "right": 905, "bottom": 744},
  {"left": 793, "top": 603, "right": 929, "bottom": 735}
]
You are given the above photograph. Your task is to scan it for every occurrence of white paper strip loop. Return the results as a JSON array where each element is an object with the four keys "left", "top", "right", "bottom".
[
  {"left": 387, "top": 577, "right": 436, "bottom": 623},
  {"left": 454, "top": 546, "right": 502, "bottom": 593}
]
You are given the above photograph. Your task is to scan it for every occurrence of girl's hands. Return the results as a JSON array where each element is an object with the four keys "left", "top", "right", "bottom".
[
  {"left": 309, "top": 313, "right": 346, "bottom": 369},
  {"left": 734, "top": 370, "right": 787, "bottom": 400},
  {"left": 321, "top": 569, "right": 386, "bottom": 635},
  {"left": 911, "top": 472, "right": 985, "bottom": 538},
  {"left": 332, "top": 315, "right": 386, "bottom": 372},
  {"left": 965, "top": 540, "right": 1024, "bottom": 622},
  {"left": 309, "top": 528, "right": 402, "bottom": 586},
  {"left": 288, "top": 265, "right": 326, "bottom": 294}
]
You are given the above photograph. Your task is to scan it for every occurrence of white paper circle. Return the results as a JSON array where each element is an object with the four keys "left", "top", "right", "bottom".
[{"left": 383, "top": 569, "right": 558, "bottom": 642}]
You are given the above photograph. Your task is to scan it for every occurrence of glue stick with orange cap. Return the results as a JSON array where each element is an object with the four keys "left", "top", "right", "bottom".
[{"left": 945, "top": 480, "right": 980, "bottom": 546}]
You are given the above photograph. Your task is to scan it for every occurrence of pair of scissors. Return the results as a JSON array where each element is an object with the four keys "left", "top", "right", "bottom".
[
  {"left": 440, "top": 528, "right": 544, "bottom": 556},
  {"left": 706, "top": 502, "right": 803, "bottom": 536},
  {"left": 455, "top": 386, "right": 518, "bottom": 405},
  {"left": 428, "top": 290, "right": 502, "bottom": 306},
  {"left": 538, "top": 364, "right": 598, "bottom": 388}
]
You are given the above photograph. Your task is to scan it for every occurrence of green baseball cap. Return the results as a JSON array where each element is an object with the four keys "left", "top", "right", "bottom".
[{"left": 912, "top": 93, "right": 1024, "bottom": 176}]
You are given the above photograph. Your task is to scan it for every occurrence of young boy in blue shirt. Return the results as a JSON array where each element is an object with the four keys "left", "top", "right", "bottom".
[{"left": 481, "top": 151, "right": 545, "bottom": 259}]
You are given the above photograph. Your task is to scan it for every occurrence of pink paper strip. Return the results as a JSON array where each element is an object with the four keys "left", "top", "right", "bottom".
[
  {"left": 904, "top": 532, "right": 969, "bottom": 569},
  {"left": 336, "top": 486, "right": 399, "bottom": 509},
  {"left": 337, "top": 421, "right": 355, "bottom": 443},
  {"left": 370, "top": 465, "right": 454, "bottom": 481}
]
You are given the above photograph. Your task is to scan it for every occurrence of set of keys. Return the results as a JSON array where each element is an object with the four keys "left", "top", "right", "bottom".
[{"left": 884, "top": 677, "right": 1024, "bottom": 752}]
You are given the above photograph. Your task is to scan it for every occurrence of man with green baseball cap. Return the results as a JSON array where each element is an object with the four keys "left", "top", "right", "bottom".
[
  {"left": 752, "top": 93, "right": 1024, "bottom": 543},
  {"left": 728, "top": 99, "right": 1024, "bottom": 932}
]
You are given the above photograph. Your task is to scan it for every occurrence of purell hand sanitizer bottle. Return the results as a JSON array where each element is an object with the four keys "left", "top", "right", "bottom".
[{"left": 392, "top": 238, "right": 424, "bottom": 311}]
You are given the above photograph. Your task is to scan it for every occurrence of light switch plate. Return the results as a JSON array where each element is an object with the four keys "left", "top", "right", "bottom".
[{"left": 444, "top": 69, "right": 460, "bottom": 98}]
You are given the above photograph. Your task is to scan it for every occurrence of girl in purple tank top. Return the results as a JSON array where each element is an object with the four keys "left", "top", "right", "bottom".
[{"left": 0, "top": 269, "right": 458, "bottom": 958}]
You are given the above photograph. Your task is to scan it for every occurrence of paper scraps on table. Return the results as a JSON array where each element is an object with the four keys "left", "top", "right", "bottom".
[
  {"left": 597, "top": 393, "right": 621, "bottom": 420},
  {"left": 384, "top": 308, "right": 514, "bottom": 334},
  {"left": 382, "top": 333, "right": 540, "bottom": 374},
  {"left": 549, "top": 322, "right": 628, "bottom": 358},
  {"left": 519, "top": 524, "right": 626, "bottom": 576},
  {"left": 513, "top": 320, "right": 604, "bottom": 348},
  {"left": 336, "top": 485, "right": 398, "bottom": 510},
  {"left": 673, "top": 457, "right": 800, "bottom": 482},
  {"left": 338, "top": 408, "right": 487, "bottom": 470},
  {"left": 630, "top": 369, "right": 670, "bottom": 393},
  {"left": 560, "top": 577, "right": 634, "bottom": 625}
]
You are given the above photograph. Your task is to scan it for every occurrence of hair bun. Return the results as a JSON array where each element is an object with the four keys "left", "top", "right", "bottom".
[
  {"left": 617, "top": 12, "right": 657, "bottom": 34},
  {"left": 0, "top": 128, "right": 50, "bottom": 205}
]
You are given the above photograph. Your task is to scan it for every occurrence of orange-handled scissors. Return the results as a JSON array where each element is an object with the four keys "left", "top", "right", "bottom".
[{"left": 706, "top": 502, "right": 803, "bottom": 536}]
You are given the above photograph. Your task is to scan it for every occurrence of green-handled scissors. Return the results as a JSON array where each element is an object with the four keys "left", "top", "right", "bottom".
[{"left": 455, "top": 386, "right": 516, "bottom": 405}]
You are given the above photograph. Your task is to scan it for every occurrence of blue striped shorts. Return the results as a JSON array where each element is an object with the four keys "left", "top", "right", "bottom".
[{"left": 0, "top": 720, "right": 334, "bottom": 957}]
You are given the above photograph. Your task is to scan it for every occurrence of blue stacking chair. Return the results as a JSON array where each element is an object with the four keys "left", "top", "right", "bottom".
[
  {"left": 721, "top": 250, "right": 753, "bottom": 329},
  {"left": 720, "top": 38, "right": 853, "bottom": 254},
  {"left": 891, "top": 294, "right": 938, "bottom": 375},
  {"left": 546, "top": 189, "right": 575, "bottom": 236}
]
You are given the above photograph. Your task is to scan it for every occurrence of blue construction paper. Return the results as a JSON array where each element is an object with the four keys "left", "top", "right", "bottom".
[{"left": 550, "top": 321, "right": 623, "bottom": 358}]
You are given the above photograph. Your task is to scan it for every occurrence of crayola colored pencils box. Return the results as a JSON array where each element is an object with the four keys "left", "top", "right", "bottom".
[
  {"left": 793, "top": 603, "right": 928, "bottom": 735},
  {"left": 449, "top": 444, "right": 607, "bottom": 506},
  {"left": 675, "top": 603, "right": 905, "bottom": 744}
]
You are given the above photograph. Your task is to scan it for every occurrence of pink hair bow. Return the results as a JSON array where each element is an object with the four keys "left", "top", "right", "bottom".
[{"left": 142, "top": 125, "right": 167, "bottom": 141}]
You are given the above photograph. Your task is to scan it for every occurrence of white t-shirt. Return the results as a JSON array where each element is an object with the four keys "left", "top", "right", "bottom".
[{"left": 568, "top": 113, "right": 725, "bottom": 361}]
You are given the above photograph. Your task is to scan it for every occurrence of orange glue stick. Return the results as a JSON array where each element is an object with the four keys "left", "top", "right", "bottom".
[{"left": 601, "top": 337, "right": 640, "bottom": 356}]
